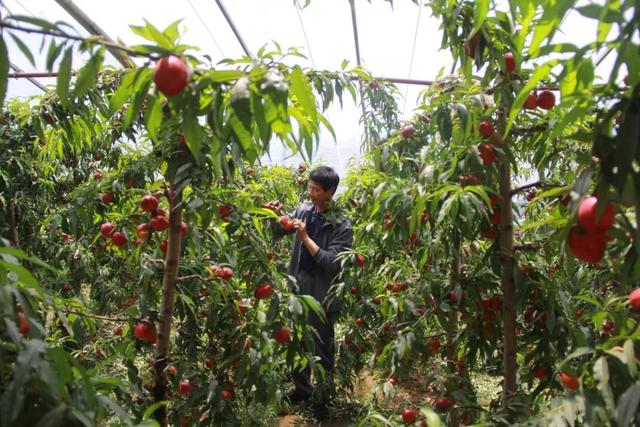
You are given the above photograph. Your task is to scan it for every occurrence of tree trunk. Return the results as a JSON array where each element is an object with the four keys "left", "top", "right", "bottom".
[
  {"left": 153, "top": 187, "right": 182, "bottom": 426},
  {"left": 498, "top": 151, "right": 517, "bottom": 408},
  {"left": 8, "top": 197, "right": 19, "bottom": 247}
]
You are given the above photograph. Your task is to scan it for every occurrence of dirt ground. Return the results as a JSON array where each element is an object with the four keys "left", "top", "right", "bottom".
[{"left": 271, "top": 369, "right": 437, "bottom": 426}]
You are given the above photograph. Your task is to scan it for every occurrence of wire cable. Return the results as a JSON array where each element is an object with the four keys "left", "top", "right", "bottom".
[
  {"left": 294, "top": 1, "right": 316, "bottom": 69},
  {"left": 185, "top": 0, "right": 226, "bottom": 58},
  {"left": 402, "top": 1, "right": 422, "bottom": 117}
]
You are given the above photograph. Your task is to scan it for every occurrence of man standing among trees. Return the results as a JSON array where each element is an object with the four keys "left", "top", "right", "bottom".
[{"left": 272, "top": 166, "right": 353, "bottom": 421}]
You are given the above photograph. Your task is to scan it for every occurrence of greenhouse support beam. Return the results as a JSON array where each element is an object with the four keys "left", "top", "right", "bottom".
[
  {"left": 9, "top": 63, "right": 46, "bottom": 91},
  {"left": 213, "top": 0, "right": 254, "bottom": 59},
  {"left": 348, "top": 0, "right": 362, "bottom": 66},
  {"left": 53, "top": 0, "right": 134, "bottom": 68}
]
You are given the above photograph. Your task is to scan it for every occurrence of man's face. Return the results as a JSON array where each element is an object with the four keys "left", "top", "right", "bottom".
[{"left": 308, "top": 180, "right": 334, "bottom": 209}]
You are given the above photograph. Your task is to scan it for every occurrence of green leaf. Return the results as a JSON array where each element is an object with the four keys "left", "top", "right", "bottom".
[
  {"left": 45, "top": 40, "right": 65, "bottom": 72},
  {"left": 56, "top": 47, "right": 73, "bottom": 108},
  {"left": 9, "top": 34, "right": 35, "bottom": 67},
  {"left": 420, "top": 408, "right": 442, "bottom": 426},
  {"left": 593, "top": 356, "right": 615, "bottom": 415},
  {"left": 0, "top": 37, "right": 9, "bottom": 109},
  {"left": 505, "top": 59, "right": 557, "bottom": 135},
  {"left": 616, "top": 384, "right": 640, "bottom": 427},
  {"left": 142, "top": 401, "right": 170, "bottom": 420},
  {"left": 299, "top": 295, "right": 326, "bottom": 323},
  {"left": 130, "top": 20, "right": 173, "bottom": 49},
  {"left": 529, "top": 0, "right": 574, "bottom": 57},
  {"left": 72, "top": 48, "right": 104, "bottom": 100},
  {"left": 207, "top": 69, "right": 244, "bottom": 83},
  {"left": 472, "top": 0, "right": 490, "bottom": 35},
  {"left": 623, "top": 339, "right": 637, "bottom": 377},
  {"left": 144, "top": 95, "right": 163, "bottom": 142},
  {"left": 182, "top": 100, "right": 204, "bottom": 164},
  {"left": 288, "top": 67, "right": 317, "bottom": 122},
  {"left": 0, "top": 247, "right": 57, "bottom": 272},
  {"left": 110, "top": 68, "right": 145, "bottom": 116}
]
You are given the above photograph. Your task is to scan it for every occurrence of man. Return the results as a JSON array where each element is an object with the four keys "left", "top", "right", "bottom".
[{"left": 272, "top": 166, "right": 353, "bottom": 421}]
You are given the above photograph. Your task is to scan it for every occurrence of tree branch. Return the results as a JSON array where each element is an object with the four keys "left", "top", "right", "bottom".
[
  {"left": 514, "top": 243, "right": 539, "bottom": 252},
  {"left": 61, "top": 308, "right": 128, "bottom": 322},
  {"left": 0, "top": 22, "right": 153, "bottom": 59},
  {"left": 510, "top": 181, "right": 545, "bottom": 196}
]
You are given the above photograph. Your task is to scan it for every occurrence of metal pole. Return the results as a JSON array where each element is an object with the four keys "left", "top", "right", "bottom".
[
  {"left": 213, "top": 0, "right": 254, "bottom": 59},
  {"left": 348, "top": 0, "right": 362, "bottom": 66},
  {"left": 9, "top": 63, "right": 47, "bottom": 91},
  {"left": 53, "top": 0, "right": 134, "bottom": 68}
]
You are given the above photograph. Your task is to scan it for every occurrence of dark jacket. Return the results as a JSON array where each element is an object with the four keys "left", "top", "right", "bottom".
[{"left": 274, "top": 202, "right": 353, "bottom": 313}]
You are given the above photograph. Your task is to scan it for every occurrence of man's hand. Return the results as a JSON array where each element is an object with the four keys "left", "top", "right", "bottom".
[
  {"left": 291, "top": 219, "right": 309, "bottom": 240},
  {"left": 293, "top": 219, "right": 320, "bottom": 256}
]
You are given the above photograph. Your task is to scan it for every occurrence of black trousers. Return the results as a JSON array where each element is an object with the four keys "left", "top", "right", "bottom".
[{"left": 293, "top": 309, "right": 337, "bottom": 404}]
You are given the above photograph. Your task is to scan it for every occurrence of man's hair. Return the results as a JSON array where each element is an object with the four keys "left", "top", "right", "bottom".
[{"left": 309, "top": 166, "right": 340, "bottom": 194}]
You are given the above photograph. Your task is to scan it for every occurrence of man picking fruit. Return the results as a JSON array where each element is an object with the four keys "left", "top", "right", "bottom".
[{"left": 271, "top": 166, "right": 353, "bottom": 421}]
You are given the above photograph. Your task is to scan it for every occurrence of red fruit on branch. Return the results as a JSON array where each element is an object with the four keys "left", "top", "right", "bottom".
[
  {"left": 160, "top": 239, "right": 168, "bottom": 254},
  {"left": 18, "top": 312, "right": 29, "bottom": 336},
  {"left": 355, "top": 254, "right": 366, "bottom": 268},
  {"left": 133, "top": 321, "right": 156, "bottom": 344},
  {"left": 524, "top": 92, "right": 538, "bottom": 110},
  {"left": 62, "top": 283, "right": 71, "bottom": 292},
  {"left": 350, "top": 286, "right": 359, "bottom": 295},
  {"left": 567, "top": 226, "right": 607, "bottom": 263},
  {"left": 275, "top": 326, "right": 291, "bottom": 344},
  {"left": 205, "top": 358, "right": 214, "bottom": 369},
  {"left": 629, "top": 288, "right": 640, "bottom": 309},
  {"left": 491, "top": 209, "right": 502, "bottom": 225},
  {"left": 463, "top": 33, "right": 479, "bottom": 59},
  {"left": 355, "top": 317, "right": 365, "bottom": 327},
  {"left": 479, "top": 143, "right": 497, "bottom": 165},
  {"left": 400, "top": 124, "right": 415, "bottom": 139},
  {"left": 450, "top": 290, "right": 464, "bottom": 303},
  {"left": 575, "top": 309, "right": 584, "bottom": 318},
  {"left": 560, "top": 372, "right": 580, "bottom": 390},
  {"left": 101, "top": 193, "right": 114, "bottom": 204},
  {"left": 217, "top": 267, "right": 233, "bottom": 281},
  {"left": 93, "top": 170, "right": 103, "bottom": 180},
  {"left": 578, "top": 196, "right": 615, "bottom": 232},
  {"left": 178, "top": 379, "right": 192, "bottom": 396},
  {"left": 401, "top": 408, "right": 417, "bottom": 424},
  {"left": 150, "top": 215, "right": 170, "bottom": 232},
  {"left": 435, "top": 397, "right": 453, "bottom": 410},
  {"left": 100, "top": 223, "right": 115, "bottom": 237},
  {"left": 426, "top": 338, "right": 440, "bottom": 354},
  {"left": 534, "top": 365, "right": 549, "bottom": 380},
  {"left": 371, "top": 297, "right": 381, "bottom": 305},
  {"left": 220, "top": 389, "right": 233, "bottom": 400},
  {"left": 254, "top": 283, "right": 273, "bottom": 299},
  {"left": 181, "top": 221, "right": 188, "bottom": 237},
  {"left": 602, "top": 319, "right": 614, "bottom": 334},
  {"left": 536, "top": 90, "right": 556, "bottom": 110},
  {"left": 504, "top": 52, "right": 516, "bottom": 72},
  {"left": 154, "top": 56, "right": 190, "bottom": 96},
  {"left": 219, "top": 204, "right": 233, "bottom": 220},
  {"left": 140, "top": 195, "right": 158, "bottom": 213},
  {"left": 479, "top": 120, "right": 495, "bottom": 137},
  {"left": 280, "top": 215, "right": 294, "bottom": 232},
  {"left": 136, "top": 223, "right": 149, "bottom": 240},
  {"left": 153, "top": 207, "right": 165, "bottom": 218},
  {"left": 111, "top": 231, "right": 127, "bottom": 247}
]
